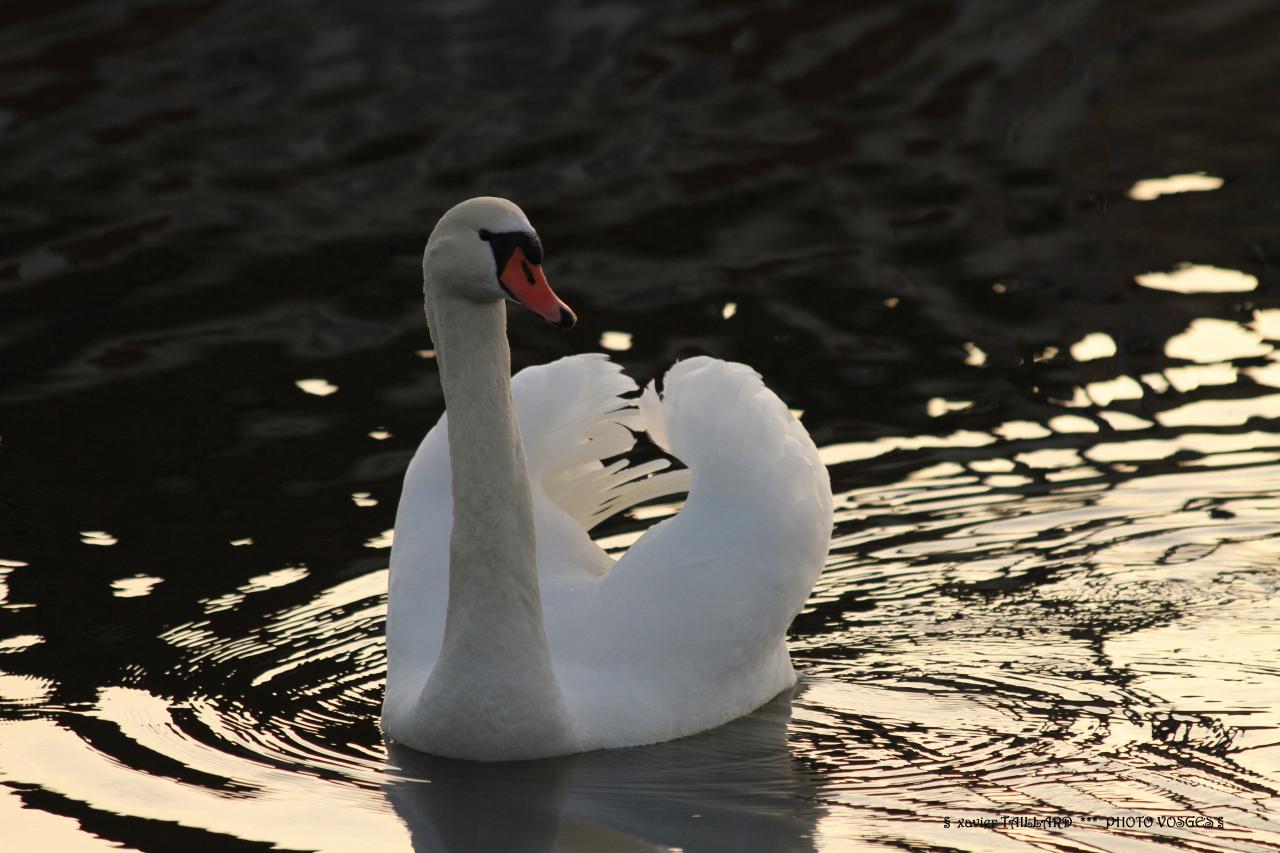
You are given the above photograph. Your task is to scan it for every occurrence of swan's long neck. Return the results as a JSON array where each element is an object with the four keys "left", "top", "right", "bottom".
[
  {"left": 428, "top": 291, "right": 539, "bottom": 635},
  {"left": 417, "top": 279, "right": 572, "bottom": 758}
]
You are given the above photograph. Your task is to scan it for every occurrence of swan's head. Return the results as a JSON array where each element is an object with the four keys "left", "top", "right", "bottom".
[{"left": 424, "top": 197, "right": 576, "bottom": 329}]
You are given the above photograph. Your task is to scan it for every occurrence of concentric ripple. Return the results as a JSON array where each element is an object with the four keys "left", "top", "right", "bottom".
[{"left": 3, "top": 444, "right": 1279, "bottom": 851}]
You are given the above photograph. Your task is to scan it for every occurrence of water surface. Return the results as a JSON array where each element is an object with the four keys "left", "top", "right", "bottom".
[{"left": 2, "top": 1, "right": 1279, "bottom": 850}]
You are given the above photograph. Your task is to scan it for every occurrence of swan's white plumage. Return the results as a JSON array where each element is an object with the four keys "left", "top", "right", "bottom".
[{"left": 384, "top": 352, "right": 833, "bottom": 754}]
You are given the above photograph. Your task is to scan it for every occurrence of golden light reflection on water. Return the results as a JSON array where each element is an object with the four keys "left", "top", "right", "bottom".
[
  {"left": 1, "top": 783, "right": 123, "bottom": 853},
  {"left": 1136, "top": 263, "right": 1257, "bottom": 293},
  {"left": 1085, "top": 375, "right": 1144, "bottom": 406},
  {"left": 1034, "top": 344, "right": 1059, "bottom": 363},
  {"left": 1086, "top": 429, "right": 1280, "bottom": 462},
  {"left": 0, "top": 717, "right": 408, "bottom": 853},
  {"left": 1127, "top": 172, "right": 1224, "bottom": 200},
  {"left": 1192, "top": 449, "right": 1280, "bottom": 467},
  {"left": 994, "top": 420, "right": 1051, "bottom": 440},
  {"left": 1165, "top": 361, "right": 1238, "bottom": 392},
  {"left": 110, "top": 574, "right": 162, "bottom": 598},
  {"left": 1015, "top": 447, "right": 1082, "bottom": 469},
  {"left": 1097, "top": 410, "right": 1152, "bottom": 430},
  {"left": 1253, "top": 308, "right": 1280, "bottom": 340},
  {"left": 1109, "top": 599, "right": 1280, "bottom": 781},
  {"left": 365, "top": 528, "right": 394, "bottom": 549},
  {"left": 1166, "top": 318, "right": 1273, "bottom": 363},
  {"left": 926, "top": 396, "right": 970, "bottom": 416},
  {"left": 201, "top": 565, "right": 309, "bottom": 613},
  {"left": 598, "top": 330, "right": 633, "bottom": 351},
  {"left": 1051, "top": 385, "right": 1092, "bottom": 407},
  {"left": 243, "top": 566, "right": 310, "bottom": 591},
  {"left": 296, "top": 377, "right": 339, "bottom": 396},
  {"left": 1047, "top": 414, "right": 1098, "bottom": 433},
  {"left": 0, "top": 635, "right": 44, "bottom": 654},
  {"left": 817, "top": 430, "right": 995, "bottom": 466},
  {"left": 1158, "top": 393, "right": 1280, "bottom": 428},
  {"left": 1142, "top": 371, "right": 1171, "bottom": 393},
  {"left": 1246, "top": 362, "right": 1280, "bottom": 388},
  {"left": 1070, "top": 331, "right": 1117, "bottom": 361},
  {"left": 800, "top": 445, "right": 1280, "bottom": 843}
]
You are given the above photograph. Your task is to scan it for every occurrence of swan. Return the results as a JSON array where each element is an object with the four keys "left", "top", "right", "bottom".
[{"left": 382, "top": 197, "right": 833, "bottom": 760}]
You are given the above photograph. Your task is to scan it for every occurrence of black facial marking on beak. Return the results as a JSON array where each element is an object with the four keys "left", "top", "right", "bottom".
[
  {"left": 555, "top": 306, "right": 576, "bottom": 329},
  {"left": 479, "top": 229, "right": 543, "bottom": 275}
]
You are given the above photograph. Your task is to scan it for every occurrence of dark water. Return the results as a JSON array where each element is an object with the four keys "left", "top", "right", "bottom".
[{"left": 2, "top": 1, "right": 1279, "bottom": 850}]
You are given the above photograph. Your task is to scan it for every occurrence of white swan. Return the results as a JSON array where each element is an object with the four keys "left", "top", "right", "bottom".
[{"left": 382, "top": 197, "right": 833, "bottom": 760}]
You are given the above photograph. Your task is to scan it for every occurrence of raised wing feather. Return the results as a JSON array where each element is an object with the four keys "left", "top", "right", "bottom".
[
  {"left": 550, "top": 357, "right": 834, "bottom": 747},
  {"left": 513, "top": 354, "right": 688, "bottom": 536}
]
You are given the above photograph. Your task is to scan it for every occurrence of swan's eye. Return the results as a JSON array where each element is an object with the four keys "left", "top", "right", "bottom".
[{"left": 478, "top": 229, "right": 492, "bottom": 241}]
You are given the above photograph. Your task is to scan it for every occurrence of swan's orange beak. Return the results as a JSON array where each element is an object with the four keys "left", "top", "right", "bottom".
[{"left": 500, "top": 248, "right": 576, "bottom": 329}]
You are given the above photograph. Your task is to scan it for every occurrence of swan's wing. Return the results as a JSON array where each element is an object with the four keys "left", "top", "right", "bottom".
[
  {"left": 551, "top": 357, "right": 833, "bottom": 743},
  {"left": 512, "top": 353, "right": 688, "bottom": 582}
]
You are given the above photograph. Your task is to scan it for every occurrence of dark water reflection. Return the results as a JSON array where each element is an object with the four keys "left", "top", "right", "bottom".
[
  {"left": 386, "top": 690, "right": 818, "bottom": 852},
  {"left": 3, "top": 0, "right": 1280, "bottom": 850}
]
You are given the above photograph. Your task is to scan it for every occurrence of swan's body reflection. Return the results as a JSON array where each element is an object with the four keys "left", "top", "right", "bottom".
[{"left": 384, "top": 687, "right": 820, "bottom": 852}]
